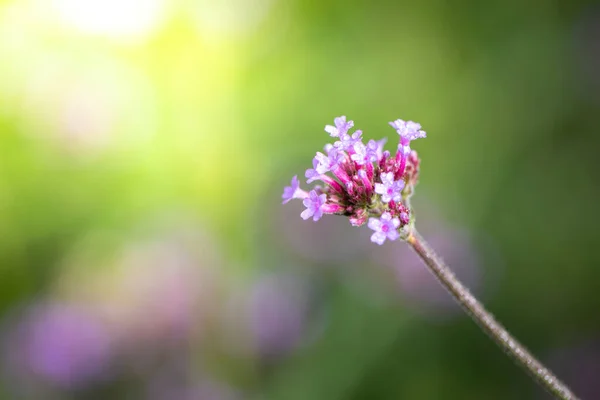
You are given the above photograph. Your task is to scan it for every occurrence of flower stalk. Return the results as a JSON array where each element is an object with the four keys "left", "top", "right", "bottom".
[{"left": 407, "top": 230, "right": 579, "bottom": 400}]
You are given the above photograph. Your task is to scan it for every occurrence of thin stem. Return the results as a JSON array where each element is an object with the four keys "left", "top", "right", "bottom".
[{"left": 407, "top": 229, "right": 578, "bottom": 400}]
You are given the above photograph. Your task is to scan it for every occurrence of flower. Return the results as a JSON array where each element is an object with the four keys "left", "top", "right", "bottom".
[
  {"left": 301, "top": 190, "right": 327, "bottom": 221},
  {"left": 374, "top": 172, "right": 405, "bottom": 203},
  {"left": 368, "top": 212, "right": 400, "bottom": 245},
  {"left": 328, "top": 145, "right": 346, "bottom": 165},
  {"left": 324, "top": 116, "right": 353, "bottom": 138},
  {"left": 282, "top": 176, "right": 307, "bottom": 204},
  {"left": 334, "top": 130, "right": 363, "bottom": 151},
  {"left": 389, "top": 119, "right": 426, "bottom": 155},
  {"left": 305, "top": 158, "right": 321, "bottom": 184},
  {"left": 389, "top": 119, "right": 426, "bottom": 142},
  {"left": 321, "top": 146, "right": 345, "bottom": 172},
  {"left": 284, "top": 116, "right": 426, "bottom": 238},
  {"left": 351, "top": 139, "right": 379, "bottom": 165},
  {"left": 375, "top": 137, "right": 388, "bottom": 160},
  {"left": 314, "top": 152, "right": 331, "bottom": 174},
  {"left": 306, "top": 148, "right": 344, "bottom": 181}
]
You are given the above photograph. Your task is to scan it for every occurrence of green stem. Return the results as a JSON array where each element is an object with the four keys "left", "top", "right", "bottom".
[{"left": 407, "top": 229, "right": 578, "bottom": 400}]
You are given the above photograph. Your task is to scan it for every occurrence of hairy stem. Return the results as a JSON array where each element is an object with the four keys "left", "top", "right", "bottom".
[{"left": 407, "top": 229, "right": 578, "bottom": 400}]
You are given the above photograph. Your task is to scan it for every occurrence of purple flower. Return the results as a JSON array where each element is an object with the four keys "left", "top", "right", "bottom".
[
  {"left": 389, "top": 119, "right": 426, "bottom": 155},
  {"left": 314, "top": 152, "right": 331, "bottom": 174},
  {"left": 374, "top": 172, "right": 405, "bottom": 203},
  {"left": 368, "top": 212, "right": 400, "bottom": 245},
  {"left": 282, "top": 176, "right": 307, "bottom": 204},
  {"left": 351, "top": 139, "right": 379, "bottom": 165},
  {"left": 334, "top": 130, "right": 363, "bottom": 152},
  {"left": 324, "top": 146, "right": 345, "bottom": 170},
  {"left": 306, "top": 148, "right": 344, "bottom": 181},
  {"left": 375, "top": 137, "right": 388, "bottom": 160},
  {"left": 305, "top": 158, "right": 321, "bottom": 184},
  {"left": 324, "top": 116, "right": 353, "bottom": 138},
  {"left": 301, "top": 190, "right": 327, "bottom": 221}
]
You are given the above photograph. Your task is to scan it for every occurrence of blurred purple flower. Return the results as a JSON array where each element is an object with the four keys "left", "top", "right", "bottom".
[
  {"left": 249, "top": 274, "right": 311, "bottom": 358},
  {"left": 4, "top": 303, "right": 112, "bottom": 389}
]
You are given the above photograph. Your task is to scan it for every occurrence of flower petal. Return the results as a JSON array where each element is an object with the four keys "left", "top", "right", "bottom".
[
  {"left": 300, "top": 209, "right": 313, "bottom": 220},
  {"left": 371, "top": 231, "right": 386, "bottom": 245},
  {"left": 367, "top": 218, "right": 381, "bottom": 231}
]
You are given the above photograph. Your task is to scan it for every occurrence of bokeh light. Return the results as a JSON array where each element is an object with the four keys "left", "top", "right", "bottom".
[{"left": 49, "top": 0, "right": 168, "bottom": 40}]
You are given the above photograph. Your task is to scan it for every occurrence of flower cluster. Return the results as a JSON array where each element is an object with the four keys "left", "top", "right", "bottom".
[{"left": 282, "top": 116, "right": 425, "bottom": 245}]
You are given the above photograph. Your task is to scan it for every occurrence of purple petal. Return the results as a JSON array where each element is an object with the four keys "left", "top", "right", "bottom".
[
  {"left": 367, "top": 218, "right": 381, "bottom": 231},
  {"left": 371, "top": 231, "right": 386, "bottom": 245},
  {"left": 300, "top": 209, "right": 313, "bottom": 220},
  {"left": 374, "top": 183, "right": 386, "bottom": 195},
  {"left": 387, "top": 230, "right": 400, "bottom": 241}
]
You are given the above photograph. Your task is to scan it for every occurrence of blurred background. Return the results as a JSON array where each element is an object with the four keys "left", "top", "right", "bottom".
[{"left": 0, "top": 0, "right": 599, "bottom": 399}]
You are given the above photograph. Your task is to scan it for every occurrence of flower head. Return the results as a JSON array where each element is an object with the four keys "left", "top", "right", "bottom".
[
  {"left": 325, "top": 116, "right": 353, "bottom": 138},
  {"left": 284, "top": 116, "right": 426, "bottom": 241},
  {"left": 374, "top": 172, "right": 405, "bottom": 203},
  {"left": 368, "top": 212, "right": 400, "bottom": 245},
  {"left": 301, "top": 190, "right": 327, "bottom": 221}
]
